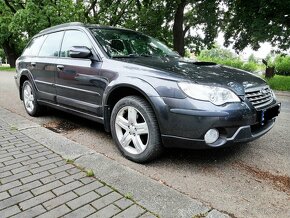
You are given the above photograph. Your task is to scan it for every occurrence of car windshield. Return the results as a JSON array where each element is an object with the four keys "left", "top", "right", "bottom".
[{"left": 90, "top": 28, "right": 179, "bottom": 58}]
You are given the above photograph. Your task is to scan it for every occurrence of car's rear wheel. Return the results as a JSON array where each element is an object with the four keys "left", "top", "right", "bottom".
[
  {"left": 110, "top": 96, "right": 162, "bottom": 163},
  {"left": 22, "top": 80, "right": 42, "bottom": 116}
]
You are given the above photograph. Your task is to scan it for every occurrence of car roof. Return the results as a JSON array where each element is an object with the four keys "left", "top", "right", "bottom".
[{"left": 38, "top": 22, "right": 136, "bottom": 36}]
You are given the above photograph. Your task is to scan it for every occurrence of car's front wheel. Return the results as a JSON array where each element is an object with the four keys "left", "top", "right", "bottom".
[
  {"left": 22, "top": 80, "right": 42, "bottom": 116},
  {"left": 110, "top": 96, "right": 162, "bottom": 163}
]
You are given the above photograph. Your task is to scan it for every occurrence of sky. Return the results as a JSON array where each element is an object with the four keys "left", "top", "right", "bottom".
[{"left": 216, "top": 33, "right": 273, "bottom": 60}]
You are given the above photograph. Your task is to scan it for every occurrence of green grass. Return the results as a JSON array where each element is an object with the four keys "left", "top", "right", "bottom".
[
  {"left": 265, "top": 75, "right": 290, "bottom": 91},
  {"left": 0, "top": 66, "right": 16, "bottom": 71}
]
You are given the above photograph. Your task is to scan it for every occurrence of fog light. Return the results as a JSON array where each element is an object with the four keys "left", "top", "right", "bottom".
[{"left": 204, "top": 129, "right": 219, "bottom": 144}]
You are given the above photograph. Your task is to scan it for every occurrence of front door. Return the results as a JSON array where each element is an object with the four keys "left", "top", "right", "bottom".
[{"left": 55, "top": 30, "right": 103, "bottom": 116}]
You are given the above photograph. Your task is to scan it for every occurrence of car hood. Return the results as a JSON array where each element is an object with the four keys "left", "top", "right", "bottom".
[{"left": 119, "top": 56, "right": 266, "bottom": 95}]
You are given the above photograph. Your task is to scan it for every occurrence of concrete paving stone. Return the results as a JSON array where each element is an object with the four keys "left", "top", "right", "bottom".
[
  {"left": 79, "top": 176, "right": 96, "bottom": 185},
  {"left": 114, "top": 198, "right": 134, "bottom": 210},
  {"left": 0, "top": 181, "right": 22, "bottom": 193},
  {"left": 91, "top": 192, "right": 123, "bottom": 210},
  {"left": 3, "top": 156, "right": 30, "bottom": 166},
  {"left": 20, "top": 145, "right": 43, "bottom": 153},
  {"left": 1, "top": 171, "right": 31, "bottom": 184},
  {"left": 36, "top": 147, "right": 50, "bottom": 153},
  {"left": 21, "top": 156, "right": 47, "bottom": 166},
  {"left": 38, "top": 156, "right": 62, "bottom": 166},
  {"left": 74, "top": 180, "right": 103, "bottom": 196},
  {"left": 40, "top": 171, "right": 69, "bottom": 184},
  {"left": 13, "top": 150, "right": 37, "bottom": 159},
  {"left": 206, "top": 209, "right": 231, "bottom": 218},
  {"left": 49, "top": 164, "right": 74, "bottom": 175},
  {"left": 0, "top": 150, "right": 21, "bottom": 159},
  {"left": 65, "top": 167, "right": 82, "bottom": 175},
  {"left": 11, "top": 163, "right": 39, "bottom": 175},
  {"left": 1, "top": 170, "right": 12, "bottom": 178},
  {"left": 138, "top": 212, "right": 157, "bottom": 218},
  {"left": 60, "top": 172, "right": 86, "bottom": 184},
  {"left": 10, "top": 205, "right": 46, "bottom": 218},
  {"left": 95, "top": 186, "right": 113, "bottom": 196},
  {"left": 63, "top": 204, "right": 96, "bottom": 218},
  {"left": 20, "top": 171, "right": 50, "bottom": 184},
  {"left": 0, "top": 191, "right": 33, "bottom": 210},
  {"left": 0, "top": 162, "right": 3, "bottom": 167},
  {"left": 45, "top": 153, "right": 60, "bottom": 159},
  {"left": 19, "top": 191, "right": 55, "bottom": 210},
  {"left": 88, "top": 204, "right": 121, "bottom": 218},
  {"left": 1, "top": 145, "right": 16, "bottom": 152},
  {"left": 31, "top": 180, "right": 63, "bottom": 196},
  {"left": 113, "top": 204, "right": 145, "bottom": 218},
  {"left": 0, "top": 155, "right": 14, "bottom": 163},
  {"left": 0, "top": 205, "right": 21, "bottom": 218},
  {"left": 52, "top": 180, "right": 83, "bottom": 196},
  {"left": 9, "top": 180, "right": 42, "bottom": 196},
  {"left": 7, "top": 145, "right": 30, "bottom": 153},
  {"left": 55, "top": 160, "right": 66, "bottom": 166},
  {"left": 29, "top": 150, "right": 53, "bottom": 159},
  {"left": 0, "top": 150, "right": 8, "bottom": 155},
  {"left": 0, "top": 191, "right": 10, "bottom": 200},
  {"left": 0, "top": 163, "right": 22, "bottom": 173},
  {"left": 43, "top": 191, "right": 78, "bottom": 210},
  {"left": 67, "top": 191, "right": 100, "bottom": 210},
  {"left": 37, "top": 204, "right": 71, "bottom": 218},
  {"left": 29, "top": 163, "right": 57, "bottom": 174}
]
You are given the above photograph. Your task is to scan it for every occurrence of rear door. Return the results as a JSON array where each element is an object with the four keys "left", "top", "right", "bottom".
[
  {"left": 55, "top": 29, "right": 103, "bottom": 116},
  {"left": 32, "top": 31, "right": 64, "bottom": 103}
]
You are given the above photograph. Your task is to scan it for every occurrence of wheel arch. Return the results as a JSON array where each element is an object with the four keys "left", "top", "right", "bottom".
[
  {"left": 19, "top": 70, "right": 34, "bottom": 100},
  {"left": 103, "top": 81, "right": 160, "bottom": 132}
]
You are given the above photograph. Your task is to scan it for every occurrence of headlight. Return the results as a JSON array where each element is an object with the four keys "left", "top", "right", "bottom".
[{"left": 178, "top": 82, "right": 240, "bottom": 105}]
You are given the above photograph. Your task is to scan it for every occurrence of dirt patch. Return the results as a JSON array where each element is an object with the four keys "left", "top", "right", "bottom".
[
  {"left": 43, "top": 120, "right": 79, "bottom": 133},
  {"left": 235, "top": 161, "right": 290, "bottom": 194}
]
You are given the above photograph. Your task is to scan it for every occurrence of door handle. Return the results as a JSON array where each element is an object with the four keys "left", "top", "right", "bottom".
[
  {"left": 31, "top": 62, "right": 36, "bottom": 67},
  {"left": 57, "top": 65, "right": 64, "bottom": 71}
]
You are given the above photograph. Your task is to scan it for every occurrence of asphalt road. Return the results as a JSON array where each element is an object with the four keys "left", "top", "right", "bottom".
[{"left": 1, "top": 71, "right": 289, "bottom": 218}]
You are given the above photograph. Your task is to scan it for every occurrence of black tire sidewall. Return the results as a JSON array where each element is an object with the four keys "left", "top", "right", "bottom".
[{"left": 110, "top": 96, "right": 161, "bottom": 163}]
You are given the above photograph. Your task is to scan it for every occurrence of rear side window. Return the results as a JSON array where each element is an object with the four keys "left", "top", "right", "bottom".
[
  {"left": 39, "top": 31, "right": 64, "bottom": 57},
  {"left": 22, "top": 35, "right": 46, "bottom": 56},
  {"left": 60, "top": 30, "right": 92, "bottom": 57}
]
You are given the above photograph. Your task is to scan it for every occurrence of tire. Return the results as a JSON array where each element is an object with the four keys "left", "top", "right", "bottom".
[
  {"left": 22, "top": 80, "right": 42, "bottom": 116},
  {"left": 110, "top": 96, "right": 163, "bottom": 163}
]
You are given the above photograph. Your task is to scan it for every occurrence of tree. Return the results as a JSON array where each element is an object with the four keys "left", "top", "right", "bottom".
[
  {"left": 223, "top": 0, "right": 290, "bottom": 52},
  {"left": 0, "top": 0, "right": 86, "bottom": 67}
]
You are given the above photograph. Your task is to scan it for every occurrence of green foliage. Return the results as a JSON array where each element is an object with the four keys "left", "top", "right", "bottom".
[
  {"left": 0, "top": 49, "right": 5, "bottom": 62},
  {"left": 274, "top": 55, "right": 290, "bottom": 76},
  {"left": 197, "top": 46, "right": 260, "bottom": 72},
  {"left": 0, "top": 66, "right": 16, "bottom": 71},
  {"left": 265, "top": 75, "right": 290, "bottom": 91},
  {"left": 223, "top": 0, "right": 290, "bottom": 52}
]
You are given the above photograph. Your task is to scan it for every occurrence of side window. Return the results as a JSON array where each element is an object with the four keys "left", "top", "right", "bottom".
[
  {"left": 60, "top": 30, "right": 92, "bottom": 57},
  {"left": 38, "top": 31, "right": 63, "bottom": 57},
  {"left": 22, "top": 35, "right": 46, "bottom": 56}
]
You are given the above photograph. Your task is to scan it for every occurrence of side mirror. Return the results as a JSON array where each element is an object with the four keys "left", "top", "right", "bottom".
[{"left": 69, "top": 46, "right": 92, "bottom": 59}]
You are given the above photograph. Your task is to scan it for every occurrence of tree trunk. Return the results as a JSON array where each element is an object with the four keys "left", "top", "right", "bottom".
[
  {"left": 2, "top": 40, "right": 18, "bottom": 68},
  {"left": 173, "top": 0, "right": 186, "bottom": 56}
]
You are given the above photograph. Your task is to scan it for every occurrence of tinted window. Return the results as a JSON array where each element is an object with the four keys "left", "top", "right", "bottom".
[
  {"left": 39, "top": 31, "right": 63, "bottom": 57},
  {"left": 60, "top": 30, "right": 92, "bottom": 57},
  {"left": 22, "top": 35, "right": 46, "bottom": 56}
]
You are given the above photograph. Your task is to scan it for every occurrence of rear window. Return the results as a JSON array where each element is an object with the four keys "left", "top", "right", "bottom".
[
  {"left": 38, "top": 31, "right": 64, "bottom": 57},
  {"left": 22, "top": 35, "right": 46, "bottom": 56}
]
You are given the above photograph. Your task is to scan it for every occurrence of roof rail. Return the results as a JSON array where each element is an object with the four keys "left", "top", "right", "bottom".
[{"left": 39, "top": 22, "right": 84, "bottom": 34}]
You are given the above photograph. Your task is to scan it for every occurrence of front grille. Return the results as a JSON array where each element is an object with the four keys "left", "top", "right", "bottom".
[{"left": 245, "top": 86, "right": 273, "bottom": 109}]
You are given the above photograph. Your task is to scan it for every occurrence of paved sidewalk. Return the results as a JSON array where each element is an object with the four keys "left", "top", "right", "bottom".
[
  {"left": 0, "top": 107, "right": 230, "bottom": 218},
  {"left": 0, "top": 123, "right": 156, "bottom": 218}
]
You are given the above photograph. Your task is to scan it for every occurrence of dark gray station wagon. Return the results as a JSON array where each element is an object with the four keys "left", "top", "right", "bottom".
[{"left": 15, "top": 22, "right": 281, "bottom": 162}]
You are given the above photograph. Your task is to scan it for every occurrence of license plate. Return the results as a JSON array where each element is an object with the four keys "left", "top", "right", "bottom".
[{"left": 258, "top": 104, "right": 281, "bottom": 124}]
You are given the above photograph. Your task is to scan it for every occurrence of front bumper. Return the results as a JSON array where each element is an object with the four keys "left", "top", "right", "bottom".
[{"left": 149, "top": 96, "right": 281, "bottom": 149}]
